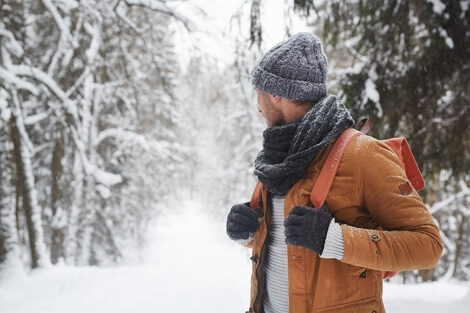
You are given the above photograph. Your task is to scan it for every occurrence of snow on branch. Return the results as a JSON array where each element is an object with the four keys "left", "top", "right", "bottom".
[
  {"left": 41, "top": 0, "right": 79, "bottom": 49},
  {"left": 0, "top": 66, "right": 39, "bottom": 95},
  {"left": 124, "top": 0, "right": 197, "bottom": 31},
  {"left": 344, "top": 35, "right": 369, "bottom": 63},
  {"left": 7, "top": 64, "right": 78, "bottom": 120},
  {"left": 93, "top": 128, "right": 144, "bottom": 148},
  {"left": 70, "top": 126, "right": 123, "bottom": 188},
  {"left": 426, "top": 0, "right": 446, "bottom": 15},
  {"left": 115, "top": 5, "right": 144, "bottom": 34},
  {"left": 65, "top": 66, "right": 92, "bottom": 98},
  {"left": 429, "top": 180, "right": 470, "bottom": 215},
  {"left": 94, "top": 128, "right": 173, "bottom": 156},
  {"left": 93, "top": 127, "right": 186, "bottom": 164},
  {"left": 11, "top": 89, "right": 35, "bottom": 156},
  {"left": 89, "top": 164, "right": 123, "bottom": 187},
  {"left": 23, "top": 112, "right": 49, "bottom": 125},
  {"left": 83, "top": 21, "right": 102, "bottom": 64},
  {"left": 0, "top": 25, "right": 24, "bottom": 58}
]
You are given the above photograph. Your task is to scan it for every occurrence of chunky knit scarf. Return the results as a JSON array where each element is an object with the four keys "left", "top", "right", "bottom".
[{"left": 254, "top": 95, "right": 354, "bottom": 196}]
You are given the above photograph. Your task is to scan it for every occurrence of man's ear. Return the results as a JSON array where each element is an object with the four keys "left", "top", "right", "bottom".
[{"left": 272, "top": 95, "right": 282, "bottom": 104}]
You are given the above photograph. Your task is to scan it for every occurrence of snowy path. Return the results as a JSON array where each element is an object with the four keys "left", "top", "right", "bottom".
[
  {"left": 0, "top": 200, "right": 469, "bottom": 313},
  {"left": 140, "top": 200, "right": 252, "bottom": 312},
  {"left": 0, "top": 200, "right": 252, "bottom": 313}
]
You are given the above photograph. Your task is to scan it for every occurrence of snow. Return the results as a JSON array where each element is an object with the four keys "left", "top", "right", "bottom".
[
  {"left": 0, "top": 89, "right": 11, "bottom": 121},
  {"left": 1, "top": 200, "right": 469, "bottom": 313},
  {"left": 438, "top": 27, "right": 454, "bottom": 49},
  {"left": 0, "top": 200, "right": 251, "bottom": 313},
  {"left": 1, "top": 1, "right": 469, "bottom": 310},
  {"left": 365, "top": 78, "right": 380, "bottom": 103},
  {"left": 0, "top": 26, "right": 24, "bottom": 57},
  {"left": 8, "top": 64, "right": 78, "bottom": 120},
  {"left": 427, "top": 0, "right": 446, "bottom": 15},
  {"left": 89, "top": 164, "right": 123, "bottom": 187},
  {"left": 10, "top": 88, "right": 50, "bottom": 268},
  {"left": 462, "top": 1, "right": 470, "bottom": 13},
  {"left": 0, "top": 67, "right": 39, "bottom": 95},
  {"left": 362, "top": 65, "right": 383, "bottom": 117},
  {"left": 170, "top": 0, "right": 247, "bottom": 72},
  {"left": 23, "top": 112, "right": 49, "bottom": 125},
  {"left": 83, "top": 21, "right": 101, "bottom": 63},
  {"left": 42, "top": 0, "right": 79, "bottom": 49},
  {"left": 127, "top": 0, "right": 197, "bottom": 31},
  {"left": 172, "top": 0, "right": 311, "bottom": 72}
]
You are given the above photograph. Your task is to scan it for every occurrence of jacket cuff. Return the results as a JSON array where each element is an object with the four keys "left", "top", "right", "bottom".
[{"left": 320, "top": 219, "right": 344, "bottom": 260}]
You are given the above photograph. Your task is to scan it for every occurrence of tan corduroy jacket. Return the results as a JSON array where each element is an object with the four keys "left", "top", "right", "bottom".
[{"left": 246, "top": 135, "right": 443, "bottom": 313}]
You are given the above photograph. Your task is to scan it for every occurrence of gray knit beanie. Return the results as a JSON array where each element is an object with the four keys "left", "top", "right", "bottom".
[{"left": 251, "top": 32, "right": 328, "bottom": 103}]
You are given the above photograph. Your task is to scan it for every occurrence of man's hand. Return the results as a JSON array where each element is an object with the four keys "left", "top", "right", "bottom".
[
  {"left": 284, "top": 205, "right": 332, "bottom": 255},
  {"left": 226, "top": 203, "right": 261, "bottom": 241}
]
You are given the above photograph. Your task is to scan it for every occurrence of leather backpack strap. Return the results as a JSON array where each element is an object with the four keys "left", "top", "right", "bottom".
[
  {"left": 310, "top": 128, "right": 364, "bottom": 208},
  {"left": 309, "top": 118, "right": 401, "bottom": 281}
]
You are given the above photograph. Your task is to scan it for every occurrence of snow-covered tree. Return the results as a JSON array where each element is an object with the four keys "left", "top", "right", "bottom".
[
  {"left": 178, "top": 52, "right": 264, "bottom": 217},
  {"left": 0, "top": 0, "right": 191, "bottom": 268}
]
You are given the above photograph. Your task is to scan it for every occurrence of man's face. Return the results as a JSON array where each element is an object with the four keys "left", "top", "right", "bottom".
[{"left": 255, "top": 89, "right": 286, "bottom": 127}]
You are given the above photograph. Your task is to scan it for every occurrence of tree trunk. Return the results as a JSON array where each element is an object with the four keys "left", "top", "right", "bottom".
[
  {"left": 453, "top": 212, "right": 467, "bottom": 279},
  {"left": 50, "top": 129, "right": 65, "bottom": 264},
  {"left": 0, "top": 144, "right": 21, "bottom": 266},
  {"left": 0, "top": 152, "right": 7, "bottom": 264},
  {"left": 9, "top": 115, "right": 43, "bottom": 268},
  {"left": 418, "top": 268, "right": 435, "bottom": 282}
]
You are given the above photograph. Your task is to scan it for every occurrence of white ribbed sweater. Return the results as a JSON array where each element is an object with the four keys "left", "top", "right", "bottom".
[{"left": 263, "top": 195, "right": 289, "bottom": 313}]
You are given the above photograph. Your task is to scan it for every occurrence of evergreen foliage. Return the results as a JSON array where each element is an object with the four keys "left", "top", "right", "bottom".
[{"left": 322, "top": 0, "right": 470, "bottom": 187}]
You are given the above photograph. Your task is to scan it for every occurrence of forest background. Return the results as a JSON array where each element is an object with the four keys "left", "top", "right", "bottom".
[{"left": 0, "top": 0, "right": 469, "bottom": 295}]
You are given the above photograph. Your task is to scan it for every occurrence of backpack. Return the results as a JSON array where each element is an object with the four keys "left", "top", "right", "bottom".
[{"left": 249, "top": 118, "right": 425, "bottom": 280}]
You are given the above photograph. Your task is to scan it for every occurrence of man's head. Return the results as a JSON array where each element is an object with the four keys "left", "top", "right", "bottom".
[
  {"left": 255, "top": 88, "right": 316, "bottom": 127},
  {"left": 251, "top": 33, "right": 329, "bottom": 127}
]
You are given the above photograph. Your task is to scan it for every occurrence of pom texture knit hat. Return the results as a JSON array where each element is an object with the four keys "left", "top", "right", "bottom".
[{"left": 251, "top": 32, "right": 328, "bottom": 103}]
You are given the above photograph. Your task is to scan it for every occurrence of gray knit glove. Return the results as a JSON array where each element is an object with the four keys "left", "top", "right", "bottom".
[
  {"left": 284, "top": 204, "right": 332, "bottom": 255},
  {"left": 226, "top": 202, "right": 260, "bottom": 241}
]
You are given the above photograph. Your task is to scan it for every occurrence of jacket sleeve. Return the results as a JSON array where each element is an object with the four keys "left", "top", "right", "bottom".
[{"left": 341, "top": 138, "right": 443, "bottom": 271}]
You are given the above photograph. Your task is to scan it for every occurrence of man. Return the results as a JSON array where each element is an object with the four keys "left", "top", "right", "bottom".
[{"left": 226, "top": 32, "right": 443, "bottom": 313}]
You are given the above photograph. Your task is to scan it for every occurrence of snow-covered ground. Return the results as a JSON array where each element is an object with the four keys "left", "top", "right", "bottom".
[{"left": 0, "top": 200, "right": 469, "bottom": 313}]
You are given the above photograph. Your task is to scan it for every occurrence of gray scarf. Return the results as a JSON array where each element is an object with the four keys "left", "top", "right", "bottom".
[{"left": 254, "top": 95, "right": 354, "bottom": 196}]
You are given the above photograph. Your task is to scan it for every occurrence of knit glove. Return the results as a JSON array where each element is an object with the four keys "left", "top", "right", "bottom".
[
  {"left": 284, "top": 204, "right": 333, "bottom": 255},
  {"left": 226, "top": 202, "right": 261, "bottom": 241}
]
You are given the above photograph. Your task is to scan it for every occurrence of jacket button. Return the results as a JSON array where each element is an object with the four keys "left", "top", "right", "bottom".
[
  {"left": 250, "top": 255, "right": 258, "bottom": 263},
  {"left": 372, "top": 311, "right": 377, "bottom": 313},
  {"left": 371, "top": 234, "right": 380, "bottom": 241}
]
